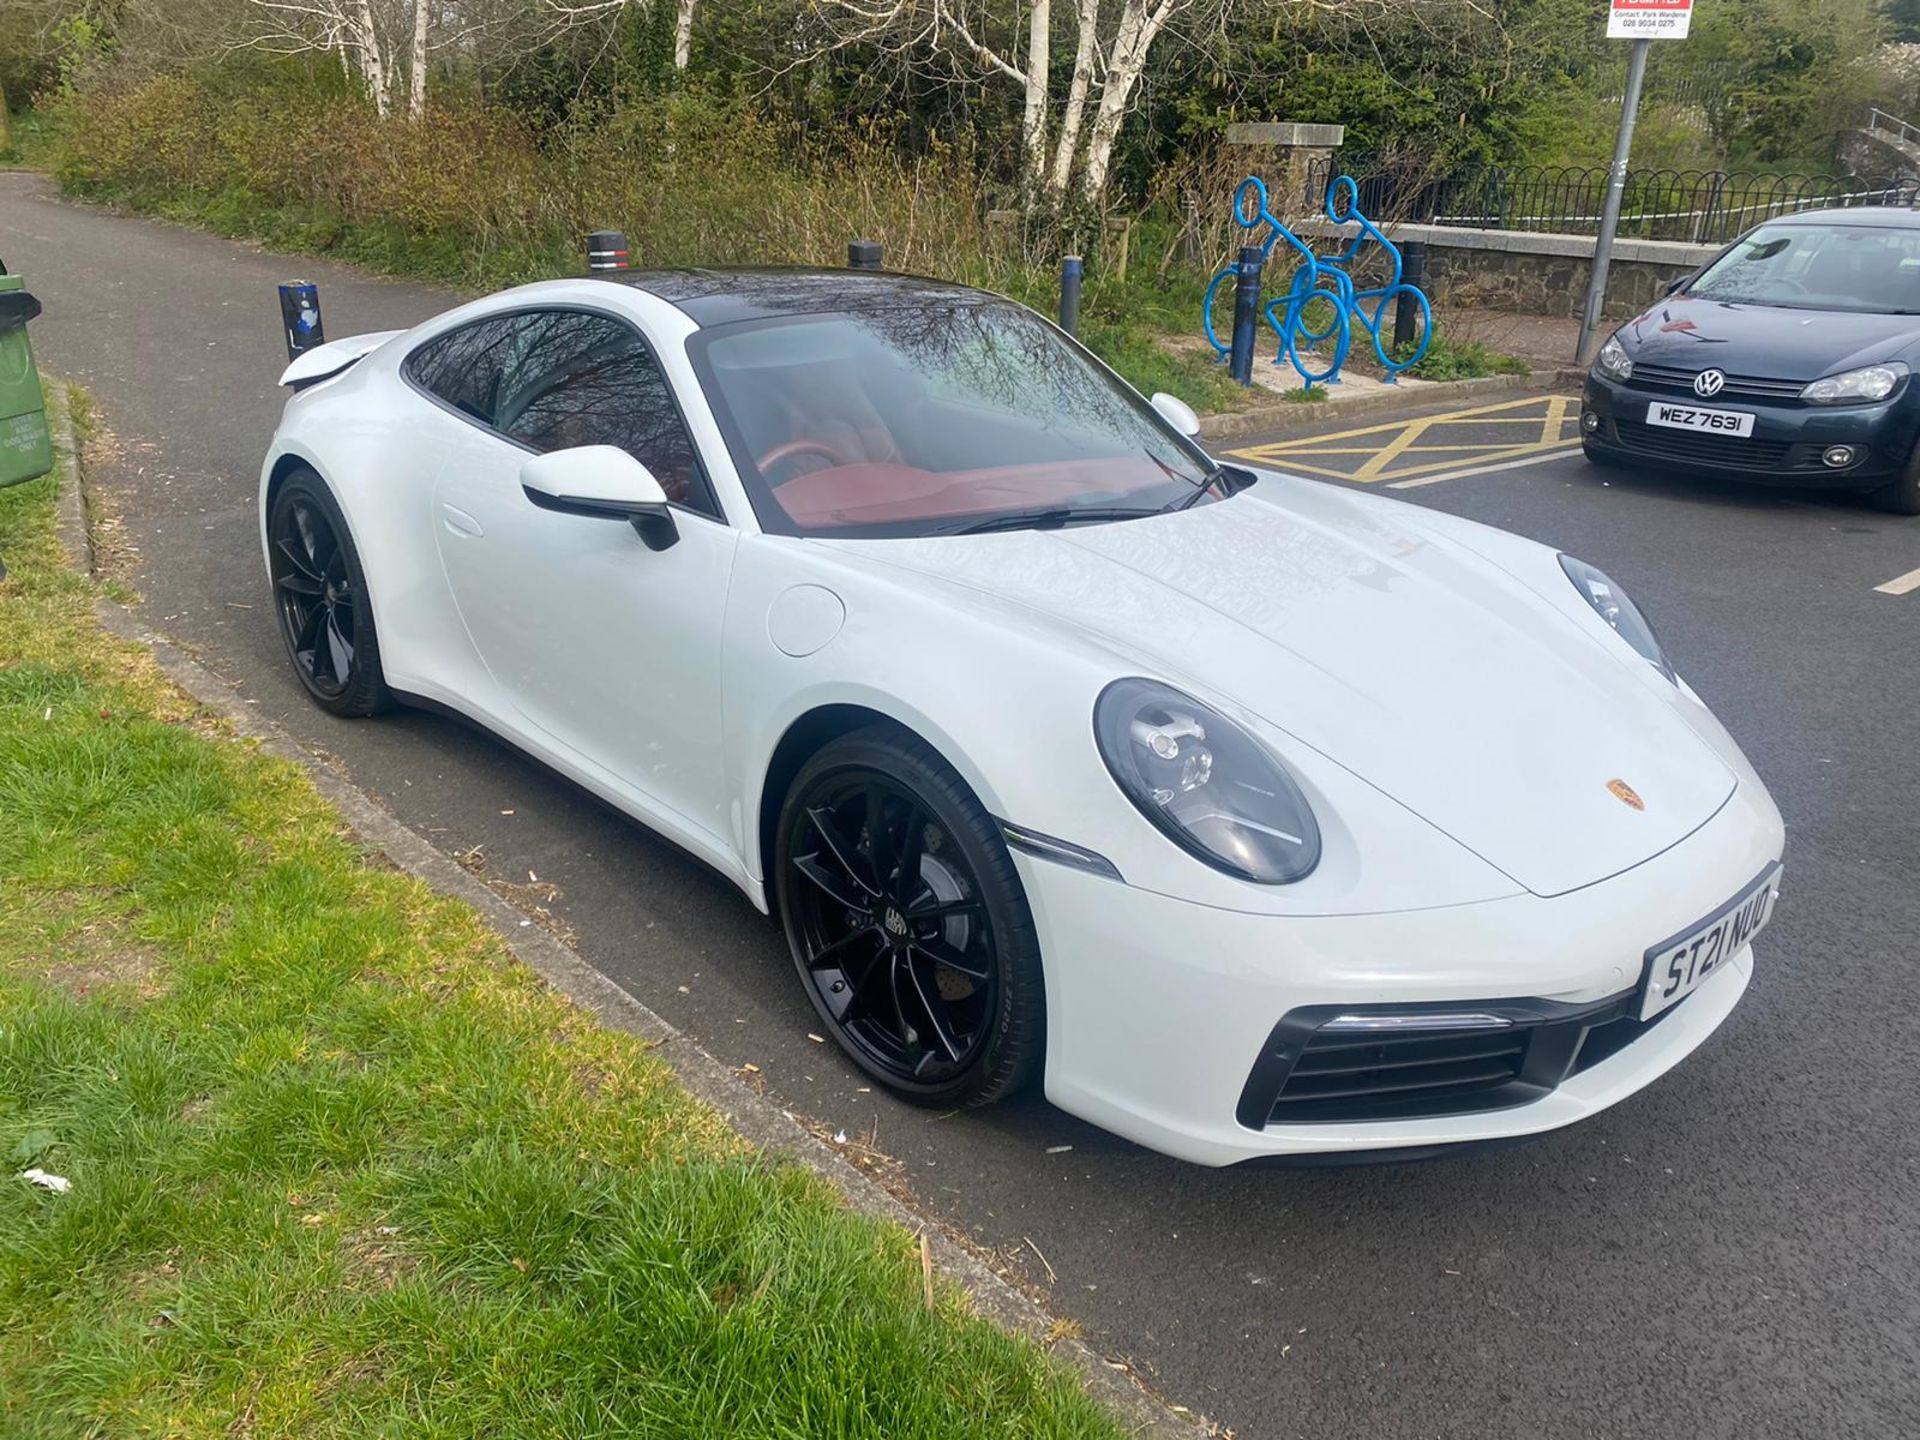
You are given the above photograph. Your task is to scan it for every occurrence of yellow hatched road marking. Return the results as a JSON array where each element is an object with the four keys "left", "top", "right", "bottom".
[
  {"left": 1541, "top": 395, "right": 1572, "bottom": 443},
  {"left": 1355, "top": 441, "right": 1573, "bottom": 484},
  {"left": 1262, "top": 445, "right": 1416, "bottom": 456},
  {"left": 1228, "top": 394, "right": 1563, "bottom": 459},
  {"left": 1353, "top": 417, "right": 1437, "bottom": 479},
  {"left": 1388, "top": 445, "right": 1587, "bottom": 489},
  {"left": 1226, "top": 394, "right": 1585, "bottom": 484},
  {"left": 1275, "top": 440, "right": 1570, "bottom": 457}
]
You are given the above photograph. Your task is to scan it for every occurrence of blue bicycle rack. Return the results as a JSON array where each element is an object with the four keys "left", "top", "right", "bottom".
[{"left": 1203, "top": 174, "right": 1433, "bottom": 386}]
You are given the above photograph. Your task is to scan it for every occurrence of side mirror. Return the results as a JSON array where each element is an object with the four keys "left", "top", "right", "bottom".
[
  {"left": 1151, "top": 391, "right": 1201, "bottom": 438},
  {"left": 520, "top": 445, "right": 678, "bottom": 551}
]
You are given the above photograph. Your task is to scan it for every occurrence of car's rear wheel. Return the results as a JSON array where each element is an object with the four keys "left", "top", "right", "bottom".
[
  {"left": 1867, "top": 443, "right": 1920, "bottom": 515},
  {"left": 774, "top": 728, "right": 1044, "bottom": 1107},
  {"left": 267, "top": 470, "right": 392, "bottom": 716}
]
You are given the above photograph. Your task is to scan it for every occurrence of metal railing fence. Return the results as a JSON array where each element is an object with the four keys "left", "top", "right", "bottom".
[
  {"left": 1867, "top": 106, "right": 1920, "bottom": 151},
  {"left": 1304, "top": 157, "right": 1919, "bottom": 247}
]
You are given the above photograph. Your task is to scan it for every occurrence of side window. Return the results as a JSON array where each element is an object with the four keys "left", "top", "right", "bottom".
[
  {"left": 403, "top": 315, "right": 527, "bottom": 426},
  {"left": 493, "top": 311, "right": 712, "bottom": 515}
]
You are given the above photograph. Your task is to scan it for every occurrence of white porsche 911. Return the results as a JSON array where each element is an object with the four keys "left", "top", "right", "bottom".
[{"left": 259, "top": 269, "right": 1784, "bottom": 1166}]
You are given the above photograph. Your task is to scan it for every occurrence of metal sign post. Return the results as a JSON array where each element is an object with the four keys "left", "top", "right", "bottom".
[{"left": 1574, "top": 0, "right": 1694, "bottom": 366}]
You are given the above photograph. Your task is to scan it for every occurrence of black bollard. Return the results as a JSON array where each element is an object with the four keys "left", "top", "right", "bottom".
[
  {"left": 587, "top": 230, "right": 632, "bottom": 272},
  {"left": 848, "top": 239, "right": 883, "bottom": 270},
  {"left": 277, "top": 282, "right": 324, "bottom": 362},
  {"left": 1228, "top": 245, "right": 1264, "bottom": 386},
  {"left": 1058, "top": 255, "right": 1083, "bottom": 337},
  {"left": 1395, "top": 241, "right": 1428, "bottom": 352}
]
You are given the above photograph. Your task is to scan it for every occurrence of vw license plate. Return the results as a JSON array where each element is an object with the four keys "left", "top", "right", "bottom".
[
  {"left": 1639, "top": 866, "right": 1781, "bottom": 1022},
  {"left": 1646, "top": 401, "right": 1755, "bottom": 437}
]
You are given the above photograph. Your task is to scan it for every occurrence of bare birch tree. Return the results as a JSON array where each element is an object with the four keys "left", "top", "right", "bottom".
[
  {"left": 536, "top": 0, "right": 699, "bottom": 72},
  {"left": 244, "top": 0, "right": 523, "bottom": 116},
  {"left": 674, "top": 0, "right": 696, "bottom": 68},
  {"left": 806, "top": 0, "right": 1208, "bottom": 203},
  {"left": 805, "top": 0, "right": 1383, "bottom": 202}
]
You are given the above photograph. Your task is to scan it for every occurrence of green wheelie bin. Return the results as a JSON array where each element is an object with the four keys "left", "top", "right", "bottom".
[{"left": 0, "top": 262, "right": 53, "bottom": 492}]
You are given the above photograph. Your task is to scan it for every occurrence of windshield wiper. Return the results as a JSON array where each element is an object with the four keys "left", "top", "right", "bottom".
[
  {"left": 944, "top": 505, "right": 1163, "bottom": 536},
  {"left": 1162, "top": 462, "right": 1251, "bottom": 513}
]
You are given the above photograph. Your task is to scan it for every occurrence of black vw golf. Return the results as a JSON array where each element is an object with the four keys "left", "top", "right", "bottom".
[{"left": 1582, "top": 206, "right": 1920, "bottom": 514}]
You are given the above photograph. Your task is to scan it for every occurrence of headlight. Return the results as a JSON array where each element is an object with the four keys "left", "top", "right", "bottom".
[
  {"left": 1094, "top": 678, "right": 1320, "bottom": 884},
  {"left": 1800, "top": 361, "right": 1907, "bottom": 404},
  {"left": 1559, "top": 555, "right": 1675, "bottom": 682},
  {"left": 1595, "top": 334, "right": 1633, "bottom": 380}
]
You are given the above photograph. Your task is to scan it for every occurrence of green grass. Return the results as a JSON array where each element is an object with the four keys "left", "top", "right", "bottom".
[
  {"left": 0, "top": 391, "right": 1127, "bottom": 1437},
  {"left": 0, "top": 111, "right": 57, "bottom": 170},
  {"left": 1394, "top": 333, "right": 1531, "bottom": 382}
]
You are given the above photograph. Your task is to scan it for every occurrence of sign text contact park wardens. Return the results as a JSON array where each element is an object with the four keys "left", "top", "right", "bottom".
[{"left": 1608, "top": 0, "right": 1693, "bottom": 40}]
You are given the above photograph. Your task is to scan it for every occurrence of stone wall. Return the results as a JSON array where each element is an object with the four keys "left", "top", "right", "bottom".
[
  {"left": 1298, "top": 221, "right": 1721, "bottom": 321},
  {"left": 1838, "top": 127, "right": 1920, "bottom": 185}
]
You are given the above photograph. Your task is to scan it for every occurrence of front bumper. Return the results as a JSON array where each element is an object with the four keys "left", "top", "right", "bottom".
[
  {"left": 1017, "top": 776, "right": 1783, "bottom": 1167},
  {"left": 1583, "top": 370, "right": 1920, "bottom": 486}
]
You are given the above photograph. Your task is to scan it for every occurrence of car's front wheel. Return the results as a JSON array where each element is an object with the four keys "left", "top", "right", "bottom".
[
  {"left": 773, "top": 727, "right": 1044, "bottom": 1107},
  {"left": 267, "top": 469, "right": 393, "bottom": 716},
  {"left": 1868, "top": 442, "right": 1920, "bottom": 515}
]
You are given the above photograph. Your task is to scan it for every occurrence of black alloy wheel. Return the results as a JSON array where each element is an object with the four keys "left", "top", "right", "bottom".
[
  {"left": 267, "top": 471, "right": 391, "bottom": 717},
  {"left": 776, "top": 729, "right": 1044, "bottom": 1105}
]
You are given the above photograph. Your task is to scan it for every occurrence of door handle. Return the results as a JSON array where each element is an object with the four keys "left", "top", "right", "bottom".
[{"left": 441, "top": 503, "right": 484, "bottom": 539}]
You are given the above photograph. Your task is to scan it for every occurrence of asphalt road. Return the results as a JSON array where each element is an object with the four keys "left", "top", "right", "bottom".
[{"left": 5, "top": 170, "right": 1919, "bottom": 1440}]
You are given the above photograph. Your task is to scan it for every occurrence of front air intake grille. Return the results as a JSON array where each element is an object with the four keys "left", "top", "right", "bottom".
[
  {"left": 1610, "top": 419, "right": 1801, "bottom": 470},
  {"left": 1274, "top": 1030, "right": 1529, "bottom": 1117},
  {"left": 1235, "top": 992, "right": 1676, "bottom": 1128}
]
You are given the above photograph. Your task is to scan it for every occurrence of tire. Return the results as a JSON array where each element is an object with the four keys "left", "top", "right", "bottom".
[
  {"left": 773, "top": 726, "right": 1044, "bottom": 1108},
  {"left": 266, "top": 469, "right": 393, "bottom": 717},
  {"left": 1867, "top": 444, "right": 1920, "bottom": 515}
]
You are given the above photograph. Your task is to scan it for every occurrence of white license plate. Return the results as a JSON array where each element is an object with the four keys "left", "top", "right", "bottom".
[
  {"left": 1646, "top": 401, "right": 1755, "bottom": 438},
  {"left": 1639, "top": 866, "right": 1781, "bottom": 1021}
]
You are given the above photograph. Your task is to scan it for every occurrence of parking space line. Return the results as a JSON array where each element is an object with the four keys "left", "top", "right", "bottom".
[
  {"left": 1387, "top": 444, "right": 1586, "bottom": 489},
  {"left": 1874, "top": 566, "right": 1920, "bottom": 596}
]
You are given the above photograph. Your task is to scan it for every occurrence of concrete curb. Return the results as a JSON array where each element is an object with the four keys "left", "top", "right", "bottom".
[
  {"left": 1198, "top": 367, "right": 1570, "bottom": 442},
  {"left": 39, "top": 380, "right": 1213, "bottom": 1440}
]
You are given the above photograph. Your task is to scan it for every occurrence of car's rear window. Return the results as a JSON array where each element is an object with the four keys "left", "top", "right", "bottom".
[{"left": 1691, "top": 223, "right": 1920, "bottom": 314}]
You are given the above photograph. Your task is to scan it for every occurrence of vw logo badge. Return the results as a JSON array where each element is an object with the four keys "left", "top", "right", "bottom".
[{"left": 1693, "top": 368, "right": 1726, "bottom": 398}]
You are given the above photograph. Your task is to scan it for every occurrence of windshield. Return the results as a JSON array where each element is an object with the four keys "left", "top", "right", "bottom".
[
  {"left": 1689, "top": 222, "right": 1920, "bottom": 314},
  {"left": 688, "top": 297, "right": 1214, "bottom": 537}
]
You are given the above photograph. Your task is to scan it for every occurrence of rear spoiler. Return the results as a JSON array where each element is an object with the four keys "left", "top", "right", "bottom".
[{"left": 280, "top": 330, "right": 404, "bottom": 390}]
